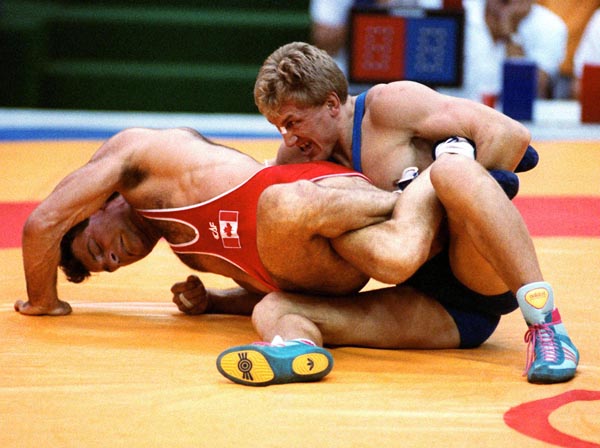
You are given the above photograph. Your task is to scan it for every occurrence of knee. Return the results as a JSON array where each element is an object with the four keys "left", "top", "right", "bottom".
[
  {"left": 251, "top": 293, "right": 286, "bottom": 337},
  {"left": 373, "top": 232, "right": 432, "bottom": 284},
  {"left": 430, "top": 153, "right": 473, "bottom": 185},
  {"left": 430, "top": 155, "right": 487, "bottom": 200}
]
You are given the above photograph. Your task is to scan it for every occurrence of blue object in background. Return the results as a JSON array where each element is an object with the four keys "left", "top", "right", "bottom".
[
  {"left": 502, "top": 59, "right": 537, "bottom": 121},
  {"left": 405, "top": 16, "right": 460, "bottom": 85}
]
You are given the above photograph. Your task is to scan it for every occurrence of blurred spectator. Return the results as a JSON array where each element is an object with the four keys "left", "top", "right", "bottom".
[
  {"left": 440, "top": 0, "right": 567, "bottom": 101},
  {"left": 536, "top": 0, "right": 600, "bottom": 98},
  {"left": 573, "top": 9, "right": 600, "bottom": 98},
  {"left": 310, "top": 0, "right": 443, "bottom": 75}
]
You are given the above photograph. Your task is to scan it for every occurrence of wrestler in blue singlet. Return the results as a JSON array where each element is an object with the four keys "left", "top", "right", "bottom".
[{"left": 351, "top": 89, "right": 518, "bottom": 348}]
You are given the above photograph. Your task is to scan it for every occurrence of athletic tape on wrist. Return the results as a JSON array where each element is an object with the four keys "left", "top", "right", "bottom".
[{"left": 434, "top": 137, "right": 476, "bottom": 160}]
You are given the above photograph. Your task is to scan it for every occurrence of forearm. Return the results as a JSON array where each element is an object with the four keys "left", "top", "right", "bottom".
[
  {"left": 205, "top": 287, "right": 264, "bottom": 316},
  {"left": 20, "top": 214, "right": 65, "bottom": 313},
  {"left": 300, "top": 180, "right": 398, "bottom": 239},
  {"left": 332, "top": 169, "right": 443, "bottom": 285},
  {"left": 464, "top": 97, "right": 531, "bottom": 171}
]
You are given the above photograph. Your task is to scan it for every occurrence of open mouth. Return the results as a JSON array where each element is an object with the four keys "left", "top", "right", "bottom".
[{"left": 299, "top": 141, "right": 313, "bottom": 153}]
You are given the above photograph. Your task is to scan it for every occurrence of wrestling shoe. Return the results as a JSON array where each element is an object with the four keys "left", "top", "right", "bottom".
[
  {"left": 523, "top": 309, "right": 579, "bottom": 384},
  {"left": 489, "top": 169, "right": 520, "bottom": 199},
  {"left": 395, "top": 166, "right": 419, "bottom": 192},
  {"left": 515, "top": 145, "right": 539, "bottom": 173},
  {"left": 216, "top": 338, "right": 333, "bottom": 386}
]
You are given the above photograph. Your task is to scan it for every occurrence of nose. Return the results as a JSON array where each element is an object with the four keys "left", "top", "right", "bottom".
[
  {"left": 282, "top": 131, "right": 298, "bottom": 147},
  {"left": 103, "top": 251, "right": 120, "bottom": 272}
]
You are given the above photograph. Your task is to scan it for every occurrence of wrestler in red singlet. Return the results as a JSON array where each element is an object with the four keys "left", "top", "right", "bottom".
[{"left": 137, "top": 161, "right": 370, "bottom": 291}]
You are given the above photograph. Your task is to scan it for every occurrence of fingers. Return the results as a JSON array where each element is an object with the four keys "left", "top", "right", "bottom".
[
  {"left": 172, "top": 275, "right": 208, "bottom": 314},
  {"left": 170, "top": 275, "right": 202, "bottom": 294},
  {"left": 14, "top": 299, "right": 72, "bottom": 316},
  {"left": 178, "top": 292, "right": 194, "bottom": 309},
  {"left": 186, "top": 275, "right": 201, "bottom": 286}
]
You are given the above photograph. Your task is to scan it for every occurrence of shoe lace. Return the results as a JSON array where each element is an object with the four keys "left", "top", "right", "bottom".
[{"left": 523, "top": 322, "right": 558, "bottom": 374}]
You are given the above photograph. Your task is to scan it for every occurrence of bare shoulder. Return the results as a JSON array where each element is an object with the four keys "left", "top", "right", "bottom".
[
  {"left": 369, "top": 82, "right": 436, "bottom": 106},
  {"left": 93, "top": 127, "right": 197, "bottom": 160},
  {"left": 366, "top": 82, "right": 443, "bottom": 125}
]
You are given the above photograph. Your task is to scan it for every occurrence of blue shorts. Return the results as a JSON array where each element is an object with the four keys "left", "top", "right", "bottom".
[{"left": 404, "top": 250, "right": 518, "bottom": 348}]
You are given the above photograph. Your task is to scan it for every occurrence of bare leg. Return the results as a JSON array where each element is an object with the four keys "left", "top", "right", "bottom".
[
  {"left": 258, "top": 178, "right": 401, "bottom": 294},
  {"left": 430, "top": 154, "right": 542, "bottom": 294},
  {"left": 430, "top": 154, "right": 579, "bottom": 384},
  {"left": 252, "top": 288, "right": 460, "bottom": 349}
]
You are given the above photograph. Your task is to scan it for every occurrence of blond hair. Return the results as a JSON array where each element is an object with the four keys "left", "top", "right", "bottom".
[{"left": 254, "top": 42, "right": 348, "bottom": 121}]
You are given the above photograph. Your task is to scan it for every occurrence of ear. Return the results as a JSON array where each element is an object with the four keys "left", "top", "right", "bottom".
[{"left": 325, "top": 92, "right": 341, "bottom": 115}]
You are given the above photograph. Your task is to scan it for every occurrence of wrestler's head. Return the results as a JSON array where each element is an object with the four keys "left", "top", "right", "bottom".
[
  {"left": 255, "top": 42, "right": 348, "bottom": 163},
  {"left": 60, "top": 193, "right": 158, "bottom": 282}
]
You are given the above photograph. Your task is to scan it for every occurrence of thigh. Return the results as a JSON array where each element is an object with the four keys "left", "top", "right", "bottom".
[
  {"left": 446, "top": 212, "right": 510, "bottom": 295},
  {"left": 260, "top": 287, "right": 461, "bottom": 349},
  {"left": 256, "top": 182, "right": 370, "bottom": 295}
]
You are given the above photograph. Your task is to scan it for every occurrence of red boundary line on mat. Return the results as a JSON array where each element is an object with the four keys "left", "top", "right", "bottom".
[
  {"left": 1, "top": 196, "right": 599, "bottom": 248},
  {"left": 0, "top": 202, "right": 38, "bottom": 248},
  {"left": 504, "top": 389, "right": 600, "bottom": 447},
  {"left": 513, "top": 196, "right": 600, "bottom": 237}
]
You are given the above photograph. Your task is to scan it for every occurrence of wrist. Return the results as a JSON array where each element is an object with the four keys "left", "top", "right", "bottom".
[
  {"left": 203, "top": 289, "right": 216, "bottom": 313},
  {"left": 506, "top": 33, "right": 525, "bottom": 57}
]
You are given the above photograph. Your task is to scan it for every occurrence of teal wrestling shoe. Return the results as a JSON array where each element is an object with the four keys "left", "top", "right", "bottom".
[
  {"left": 216, "top": 337, "right": 333, "bottom": 386},
  {"left": 524, "top": 309, "right": 579, "bottom": 384}
]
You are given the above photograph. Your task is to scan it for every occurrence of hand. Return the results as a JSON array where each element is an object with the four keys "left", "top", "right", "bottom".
[
  {"left": 171, "top": 275, "right": 209, "bottom": 315},
  {"left": 485, "top": 0, "right": 530, "bottom": 42},
  {"left": 14, "top": 298, "right": 72, "bottom": 316}
]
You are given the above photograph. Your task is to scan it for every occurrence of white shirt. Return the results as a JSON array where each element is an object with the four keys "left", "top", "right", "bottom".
[
  {"left": 573, "top": 9, "right": 600, "bottom": 79},
  {"left": 439, "top": 0, "right": 567, "bottom": 99}
]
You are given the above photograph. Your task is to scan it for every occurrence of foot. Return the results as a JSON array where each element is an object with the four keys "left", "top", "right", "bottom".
[
  {"left": 524, "top": 309, "right": 579, "bottom": 384},
  {"left": 216, "top": 338, "right": 333, "bottom": 386}
]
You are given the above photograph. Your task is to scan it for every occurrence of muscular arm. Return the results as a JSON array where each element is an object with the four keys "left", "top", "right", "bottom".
[
  {"left": 332, "top": 166, "right": 444, "bottom": 285},
  {"left": 19, "top": 133, "right": 136, "bottom": 314},
  {"left": 369, "top": 82, "right": 531, "bottom": 171},
  {"left": 171, "top": 275, "right": 263, "bottom": 316},
  {"left": 18, "top": 128, "right": 183, "bottom": 315}
]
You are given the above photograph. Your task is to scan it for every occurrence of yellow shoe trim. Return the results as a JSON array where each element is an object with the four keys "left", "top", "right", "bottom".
[
  {"left": 292, "top": 353, "right": 330, "bottom": 376},
  {"left": 219, "top": 350, "right": 275, "bottom": 384},
  {"left": 525, "top": 287, "right": 549, "bottom": 309}
]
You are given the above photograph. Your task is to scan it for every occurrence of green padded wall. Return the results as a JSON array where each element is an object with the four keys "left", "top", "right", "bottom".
[{"left": 0, "top": 0, "right": 310, "bottom": 113}]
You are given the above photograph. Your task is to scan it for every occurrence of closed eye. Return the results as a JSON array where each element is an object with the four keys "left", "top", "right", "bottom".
[
  {"left": 88, "top": 239, "right": 102, "bottom": 260},
  {"left": 120, "top": 235, "right": 134, "bottom": 256}
]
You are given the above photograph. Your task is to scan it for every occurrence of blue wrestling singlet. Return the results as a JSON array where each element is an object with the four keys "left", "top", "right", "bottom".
[
  {"left": 351, "top": 89, "right": 518, "bottom": 348},
  {"left": 351, "top": 90, "right": 368, "bottom": 173}
]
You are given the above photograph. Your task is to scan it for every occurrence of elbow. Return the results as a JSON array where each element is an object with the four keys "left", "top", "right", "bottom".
[
  {"left": 22, "top": 208, "right": 48, "bottom": 243},
  {"left": 516, "top": 123, "right": 531, "bottom": 148},
  {"left": 22, "top": 206, "right": 75, "bottom": 250},
  {"left": 370, "top": 237, "right": 431, "bottom": 285},
  {"left": 509, "top": 121, "right": 531, "bottom": 154}
]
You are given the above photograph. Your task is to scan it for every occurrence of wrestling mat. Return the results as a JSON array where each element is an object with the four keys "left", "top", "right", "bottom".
[{"left": 1, "top": 116, "right": 599, "bottom": 447}]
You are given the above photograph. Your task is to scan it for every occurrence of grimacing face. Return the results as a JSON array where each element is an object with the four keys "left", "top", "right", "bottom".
[
  {"left": 70, "top": 196, "right": 155, "bottom": 273},
  {"left": 272, "top": 100, "right": 340, "bottom": 162}
]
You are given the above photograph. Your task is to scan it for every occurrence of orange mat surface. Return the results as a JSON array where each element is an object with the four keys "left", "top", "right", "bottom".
[{"left": 1, "top": 137, "right": 599, "bottom": 448}]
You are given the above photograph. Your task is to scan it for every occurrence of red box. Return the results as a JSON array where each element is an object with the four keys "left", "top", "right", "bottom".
[
  {"left": 581, "top": 64, "right": 600, "bottom": 123},
  {"left": 350, "top": 14, "right": 406, "bottom": 83}
]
